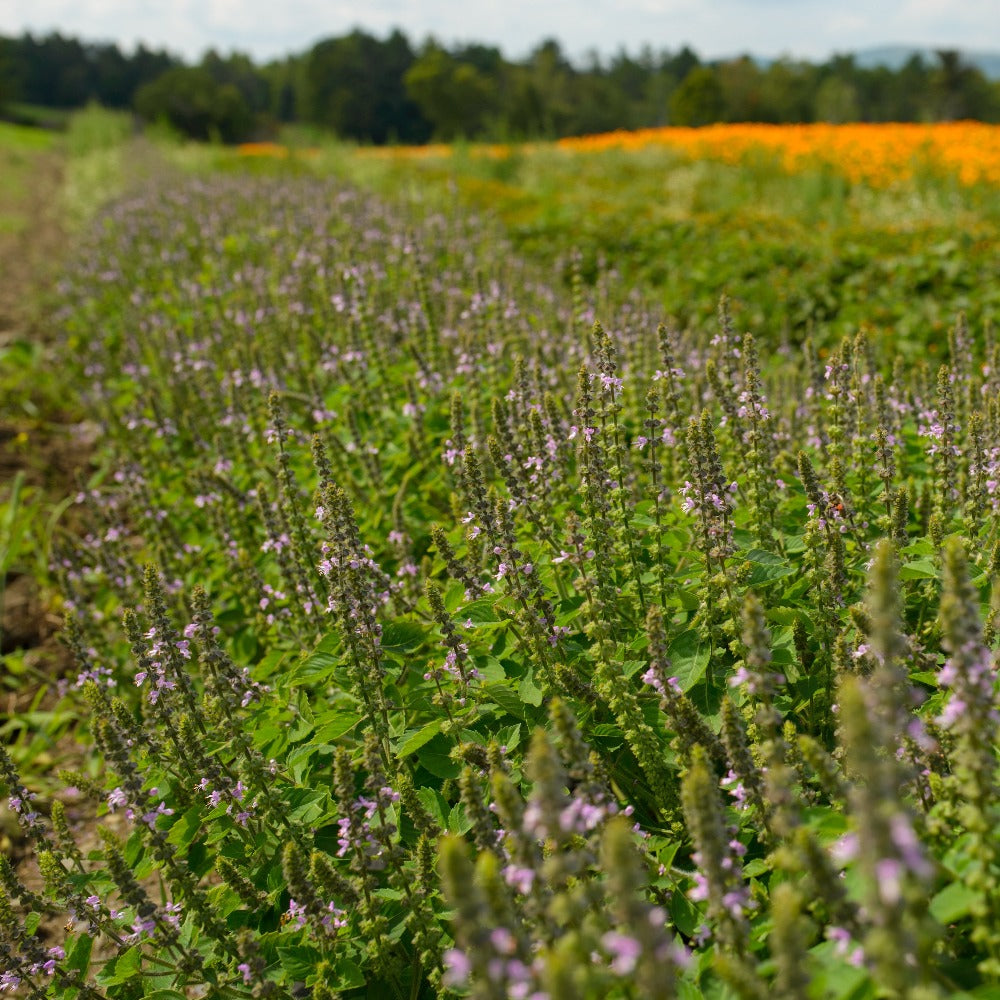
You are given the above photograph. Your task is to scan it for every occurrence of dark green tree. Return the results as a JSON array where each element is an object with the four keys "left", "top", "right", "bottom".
[
  {"left": 931, "top": 49, "right": 997, "bottom": 120},
  {"left": 304, "top": 30, "right": 428, "bottom": 143},
  {"left": 669, "top": 65, "right": 725, "bottom": 125},
  {"left": 404, "top": 43, "right": 498, "bottom": 139},
  {"left": 134, "top": 65, "right": 253, "bottom": 142}
]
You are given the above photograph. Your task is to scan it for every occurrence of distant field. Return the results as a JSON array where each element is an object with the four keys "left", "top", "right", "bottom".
[
  {"left": 334, "top": 123, "right": 1000, "bottom": 350},
  {"left": 1, "top": 101, "right": 74, "bottom": 130}
]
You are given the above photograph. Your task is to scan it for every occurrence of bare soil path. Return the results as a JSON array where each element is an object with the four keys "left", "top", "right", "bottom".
[{"left": 0, "top": 145, "right": 89, "bottom": 694}]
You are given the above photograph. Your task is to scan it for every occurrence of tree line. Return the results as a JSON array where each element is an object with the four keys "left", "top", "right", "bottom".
[{"left": 2, "top": 28, "right": 998, "bottom": 144}]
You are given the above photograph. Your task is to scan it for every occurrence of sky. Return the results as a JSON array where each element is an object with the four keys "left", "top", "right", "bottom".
[{"left": 0, "top": 0, "right": 997, "bottom": 64}]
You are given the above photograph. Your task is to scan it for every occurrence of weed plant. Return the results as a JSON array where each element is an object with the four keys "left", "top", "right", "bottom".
[{"left": 2, "top": 168, "right": 1000, "bottom": 999}]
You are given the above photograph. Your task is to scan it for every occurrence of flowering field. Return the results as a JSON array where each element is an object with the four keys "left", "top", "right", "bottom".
[
  {"left": 361, "top": 121, "right": 1000, "bottom": 189},
  {"left": 1, "top": 133, "right": 999, "bottom": 1000},
  {"left": 556, "top": 121, "right": 1000, "bottom": 188},
  {"left": 342, "top": 125, "right": 1000, "bottom": 351}
]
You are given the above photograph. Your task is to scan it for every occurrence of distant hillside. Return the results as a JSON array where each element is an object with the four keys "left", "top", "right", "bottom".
[{"left": 853, "top": 46, "right": 1000, "bottom": 79}]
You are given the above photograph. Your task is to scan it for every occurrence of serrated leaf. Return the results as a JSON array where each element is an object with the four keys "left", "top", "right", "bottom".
[
  {"left": 167, "top": 806, "right": 204, "bottom": 849},
  {"left": 329, "top": 956, "right": 365, "bottom": 989},
  {"left": 745, "top": 548, "right": 796, "bottom": 586},
  {"left": 448, "top": 802, "right": 472, "bottom": 834},
  {"left": 899, "top": 559, "right": 938, "bottom": 580},
  {"left": 591, "top": 723, "right": 622, "bottom": 737},
  {"left": 484, "top": 682, "right": 528, "bottom": 719},
  {"left": 395, "top": 720, "right": 442, "bottom": 758},
  {"left": 416, "top": 787, "right": 448, "bottom": 827},
  {"left": 255, "top": 649, "right": 290, "bottom": 680},
  {"left": 312, "top": 711, "right": 362, "bottom": 743},
  {"left": 96, "top": 946, "right": 141, "bottom": 985},
  {"left": 670, "top": 890, "right": 700, "bottom": 936},
  {"left": 297, "top": 633, "right": 341, "bottom": 679},
  {"left": 457, "top": 598, "right": 500, "bottom": 624},
  {"left": 416, "top": 734, "right": 461, "bottom": 779},
  {"left": 668, "top": 630, "right": 710, "bottom": 691},
  {"left": 476, "top": 656, "right": 506, "bottom": 682},
  {"left": 278, "top": 944, "right": 323, "bottom": 981},
  {"left": 496, "top": 723, "right": 522, "bottom": 751},
  {"left": 381, "top": 620, "right": 426, "bottom": 653},
  {"left": 64, "top": 933, "right": 92, "bottom": 976},
  {"left": 518, "top": 673, "right": 543, "bottom": 707}
]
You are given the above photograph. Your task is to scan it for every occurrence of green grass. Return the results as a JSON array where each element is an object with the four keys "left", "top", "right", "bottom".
[
  {"left": 0, "top": 122, "right": 56, "bottom": 235},
  {"left": 0, "top": 120, "right": 57, "bottom": 151}
]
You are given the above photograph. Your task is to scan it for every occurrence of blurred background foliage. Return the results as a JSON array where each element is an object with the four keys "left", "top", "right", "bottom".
[{"left": 1, "top": 28, "right": 999, "bottom": 145}]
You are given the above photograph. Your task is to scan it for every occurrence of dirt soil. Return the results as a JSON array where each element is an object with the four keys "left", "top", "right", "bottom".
[
  {"left": 0, "top": 149, "right": 90, "bottom": 667},
  {"left": 0, "top": 146, "right": 105, "bottom": 958}
]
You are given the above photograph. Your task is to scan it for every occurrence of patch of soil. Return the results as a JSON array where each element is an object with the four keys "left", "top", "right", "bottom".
[
  {"left": 0, "top": 144, "right": 115, "bottom": 974},
  {"left": 0, "top": 152, "right": 66, "bottom": 332},
  {"left": 0, "top": 148, "right": 95, "bottom": 672}
]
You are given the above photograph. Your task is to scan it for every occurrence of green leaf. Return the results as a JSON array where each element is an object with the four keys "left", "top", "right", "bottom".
[
  {"left": 278, "top": 944, "right": 323, "bottom": 981},
  {"left": 328, "top": 956, "right": 365, "bottom": 990},
  {"left": 807, "top": 947, "right": 874, "bottom": 1000},
  {"left": 416, "top": 786, "right": 449, "bottom": 827},
  {"left": 458, "top": 598, "right": 500, "bottom": 624},
  {"left": 518, "top": 672, "right": 543, "bottom": 707},
  {"left": 745, "top": 548, "right": 797, "bottom": 586},
  {"left": 297, "top": 633, "right": 341, "bottom": 679},
  {"left": 255, "top": 648, "right": 290, "bottom": 680},
  {"left": 287, "top": 790, "right": 328, "bottom": 825},
  {"left": 670, "top": 889, "right": 700, "bottom": 936},
  {"left": 899, "top": 559, "right": 938, "bottom": 580},
  {"left": 668, "top": 630, "right": 710, "bottom": 692},
  {"left": 591, "top": 723, "right": 622, "bottom": 737},
  {"left": 288, "top": 713, "right": 315, "bottom": 742},
  {"left": 930, "top": 881, "right": 983, "bottom": 923},
  {"left": 96, "top": 946, "right": 142, "bottom": 985},
  {"left": 448, "top": 802, "right": 472, "bottom": 834},
  {"left": 167, "top": 806, "right": 204, "bottom": 849},
  {"left": 416, "top": 734, "right": 461, "bottom": 779},
  {"left": 484, "top": 682, "right": 528, "bottom": 719},
  {"left": 496, "top": 723, "right": 522, "bottom": 751},
  {"left": 395, "top": 720, "right": 443, "bottom": 758},
  {"left": 801, "top": 806, "right": 849, "bottom": 843},
  {"left": 381, "top": 620, "right": 426, "bottom": 653},
  {"left": 312, "top": 711, "right": 362, "bottom": 743},
  {"left": 476, "top": 656, "right": 506, "bottom": 682},
  {"left": 64, "top": 933, "right": 92, "bottom": 976}
]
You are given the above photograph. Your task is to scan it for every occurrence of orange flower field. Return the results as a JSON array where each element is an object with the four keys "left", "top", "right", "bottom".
[
  {"left": 359, "top": 121, "right": 1000, "bottom": 188},
  {"left": 556, "top": 121, "right": 1000, "bottom": 187}
]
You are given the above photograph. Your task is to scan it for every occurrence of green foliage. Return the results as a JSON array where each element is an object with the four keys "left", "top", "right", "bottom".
[
  {"left": 404, "top": 44, "right": 499, "bottom": 140},
  {"left": 669, "top": 66, "right": 726, "bottom": 126},
  {"left": 133, "top": 65, "right": 253, "bottom": 142},
  {"left": 3, "top": 27, "right": 999, "bottom": 148},
  {"left": 304, "top": 30, "right": 429, "bottom": 143}
]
